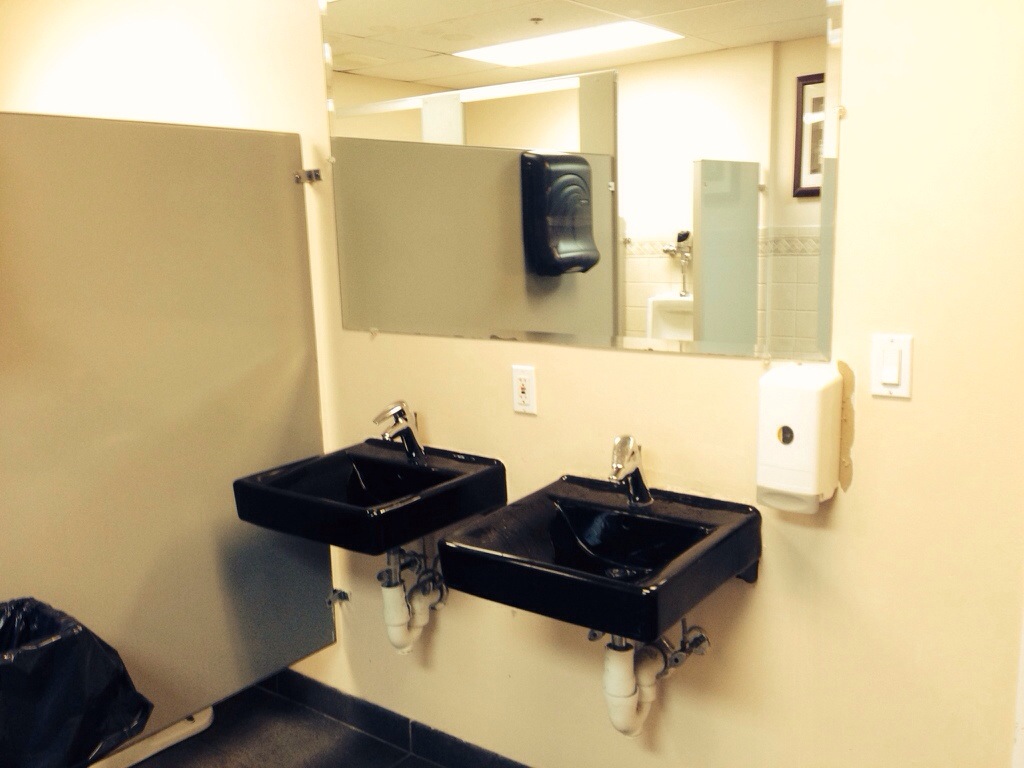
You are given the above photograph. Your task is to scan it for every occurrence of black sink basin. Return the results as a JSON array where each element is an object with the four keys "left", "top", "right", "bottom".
[
  {"left": 439, "top": 476, "right": 760, "bottom": 642},
  {"left": 234, "top": 439, "right": 507, "bottom": 555}
]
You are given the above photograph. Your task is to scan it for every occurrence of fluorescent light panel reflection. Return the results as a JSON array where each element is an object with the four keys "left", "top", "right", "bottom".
[{"left": 454, "top": 21, "right": 682, "bottom": 67}]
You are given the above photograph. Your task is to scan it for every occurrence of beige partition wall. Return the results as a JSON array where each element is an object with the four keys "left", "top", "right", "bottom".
[{"left": 0, "top": 113, "right": 334, "bottom": 734}]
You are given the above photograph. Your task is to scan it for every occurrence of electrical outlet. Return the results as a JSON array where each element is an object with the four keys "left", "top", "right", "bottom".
[{"left": 512, "top": 365, "right": 537, "bottom": 414}]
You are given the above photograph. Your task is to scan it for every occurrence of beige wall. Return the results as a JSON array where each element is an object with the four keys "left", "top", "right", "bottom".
[
  {"left": 303, "top": 3, "right": 1024, "bottom": 768},
  {"left": 328, "top": 71, "right": 447, "bottom": 140},
  {"left": 329, "top": 74, "right": 581, "bottom": 151},
  {"left": 329, "top": 71, "right": 447, "bottom": 108},
  {"left": 4, "top": 0, "right": 1024, "bottom": 766},
  {"left": 617, "top": 43, "right": 774, "bottom": 242},
  {"left": 464, "top": 89, "right": 579, "bottom": 151}
]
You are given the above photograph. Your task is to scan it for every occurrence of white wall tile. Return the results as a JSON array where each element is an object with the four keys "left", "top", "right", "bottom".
[
  {"left": 770, "top": 308, "right": 796, "bottom": 337},
  {"left": 771, "top": 254, "right": 798, "bottom": 283},
  {"left": 624, "top": 306, "right": 647, "bottom": 336},
  {"left": 795, "top": 310, "right": 818, "bottom": 338},
  {"left": 796, "top": 282, "right": 818, "bottom": 311},
  {"left": 771, "top": 283, "right": 797, "bottom": 310},
  {"left": 797, "top": 254, "right": 819, "bottom": 283}
]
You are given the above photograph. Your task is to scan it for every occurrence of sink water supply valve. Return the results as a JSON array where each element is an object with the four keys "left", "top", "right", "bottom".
[
  {"left": 377, "top": 544, "right": 447, "bottom": 653},
  {"left": 591, "top": 619, "right": 709, "bottom": 736}
]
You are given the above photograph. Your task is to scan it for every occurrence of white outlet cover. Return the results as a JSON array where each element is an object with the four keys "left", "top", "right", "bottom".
[{"left": 511, "top": 364, "right": 537, "bottom": 414}]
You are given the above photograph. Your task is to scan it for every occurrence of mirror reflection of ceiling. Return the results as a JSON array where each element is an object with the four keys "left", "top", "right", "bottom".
[{"left": 321, "top": 0, "right": 827, "bottom": 90}]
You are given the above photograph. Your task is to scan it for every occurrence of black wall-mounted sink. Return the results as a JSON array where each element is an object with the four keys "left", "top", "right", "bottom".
[
  {"left": 234, "top": 439, "right": 507, "bottom": 555},
  {"left": 439, "top": 476, "right": 760, "bottom": 642}
]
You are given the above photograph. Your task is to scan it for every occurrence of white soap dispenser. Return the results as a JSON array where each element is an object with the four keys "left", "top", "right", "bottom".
[{"left": 756, "top": 363, "right": 843, "bottom": 514}]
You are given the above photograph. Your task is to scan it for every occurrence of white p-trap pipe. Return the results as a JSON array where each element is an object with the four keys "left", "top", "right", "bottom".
[
  {"left": 603, "top": 642, "right": 669, "bottom": 736},
  {"left": 381, "top": 582, "right": 433, "bottom": 654}
]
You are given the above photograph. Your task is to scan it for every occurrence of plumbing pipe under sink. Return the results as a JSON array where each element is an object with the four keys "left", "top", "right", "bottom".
[
  {"left": 381, "top": 583, "right": 433, "bottom": 654},
  {"left": 377, "top": 545, "right": 447, "bottom": 653},
  {"left": 599, "top": 621, "right": 710, "bottom": 736},
  {"left": 603, "top": 640, "right": 672, "bottom": 737}
]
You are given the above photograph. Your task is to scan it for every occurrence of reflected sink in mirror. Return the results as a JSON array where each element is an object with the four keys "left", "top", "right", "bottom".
[
  {"left": 439, "top": 476, "right": 760, "bottom": 642},
  {"left": 234, "top": 439, "right": 507, "bottom": 555}
]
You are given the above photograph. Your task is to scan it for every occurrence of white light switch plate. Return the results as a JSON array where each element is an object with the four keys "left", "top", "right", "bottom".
[{"left": 871, "top": 333, "right": 912, "bottom": 398}]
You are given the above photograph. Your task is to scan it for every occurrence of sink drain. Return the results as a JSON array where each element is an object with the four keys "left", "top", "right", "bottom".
[{"left": 604, "top": 566, "right": 641, "bottom": 580}]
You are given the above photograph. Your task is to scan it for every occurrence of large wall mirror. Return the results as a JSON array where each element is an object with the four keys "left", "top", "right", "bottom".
[{"left": 320, "top": 0, "right": 843, "bottom": 359}]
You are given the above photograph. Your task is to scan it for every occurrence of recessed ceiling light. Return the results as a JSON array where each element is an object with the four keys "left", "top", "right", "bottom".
[{"left": 453, "top": 21, "right": 682, "bottom": 67}]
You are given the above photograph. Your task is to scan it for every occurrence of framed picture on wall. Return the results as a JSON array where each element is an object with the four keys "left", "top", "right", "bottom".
[{"left": 794, "top": 72, "right": 825, "bottom": 197}]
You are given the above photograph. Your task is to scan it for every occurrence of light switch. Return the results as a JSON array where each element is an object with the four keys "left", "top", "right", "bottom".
[
  {"left": 871, "top": 334, "right": 912, "bottom": 398},
  {"left": 880, "top": 345, "right": 902, "bottom": 385}
]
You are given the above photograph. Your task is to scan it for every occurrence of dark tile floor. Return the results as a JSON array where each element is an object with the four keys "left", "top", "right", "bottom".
[{"left": 137, "top": 686, "right": 442, "bottom": 768}]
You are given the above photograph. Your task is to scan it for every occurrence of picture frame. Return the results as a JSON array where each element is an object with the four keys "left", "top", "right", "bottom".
[{"left": 793, "top": 72, "right": 825, "bottom": 197}]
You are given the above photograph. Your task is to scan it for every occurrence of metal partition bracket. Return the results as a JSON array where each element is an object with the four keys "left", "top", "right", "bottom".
[
  {"left": 326, "top": 588, "right": 350, "bottom": 606},
  {"left": 294, "top": 169, "right": 322, "bottom": 184}
]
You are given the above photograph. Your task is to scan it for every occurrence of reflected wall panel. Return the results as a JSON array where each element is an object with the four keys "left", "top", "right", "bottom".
[
  {"left": 333, "top": 137, "right": 615, "bottom": 346},
  {"left": 692, "top": 159, "right": 760, "bottom": 352}
]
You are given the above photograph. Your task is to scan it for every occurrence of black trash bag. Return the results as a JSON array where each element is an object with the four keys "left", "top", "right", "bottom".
[{"left": 0, "top": 597, "right": 153, "bottom": 768}]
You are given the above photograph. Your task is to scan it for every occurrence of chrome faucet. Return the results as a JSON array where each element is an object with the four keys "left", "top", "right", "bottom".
[
  {"left": 608, "top": 435, "right": 653, "bottom": 507},
  {"left": 373, "top": 401, "right": 424, "bottom": 459}
]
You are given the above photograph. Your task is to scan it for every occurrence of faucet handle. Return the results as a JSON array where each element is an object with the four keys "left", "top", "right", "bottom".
[
  {"left": 610, "top": 434, "right": 641, "bottom": 475},
  {"left": 373, "top": 401, "right": 424, "bottom": 459},
  {"left": 373, "top": 400, "right": 411, "bottom": 427},
  {"left": 608, "top": 435, "right": 653, "bottom": 507}
]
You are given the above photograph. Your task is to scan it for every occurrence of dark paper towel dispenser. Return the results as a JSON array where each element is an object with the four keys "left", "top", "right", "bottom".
[{"left": 521, "top": 152, "right": 601, "bottom": 276}]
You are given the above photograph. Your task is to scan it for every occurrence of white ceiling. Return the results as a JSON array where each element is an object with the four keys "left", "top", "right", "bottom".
[{"left": 321, "top": 0, "right": 827, "bottom": 90}]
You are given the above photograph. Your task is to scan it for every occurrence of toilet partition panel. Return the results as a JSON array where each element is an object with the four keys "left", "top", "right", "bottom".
[{"left": 0, "top": 112, "right": 334, "bottom": 737}]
